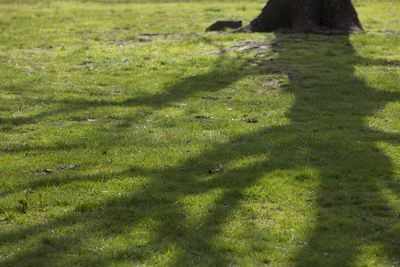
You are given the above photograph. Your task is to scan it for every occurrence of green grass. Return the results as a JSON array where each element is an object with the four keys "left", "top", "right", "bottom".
[{"left": 1, "top": 0, "right": 400, "bottom": 266}]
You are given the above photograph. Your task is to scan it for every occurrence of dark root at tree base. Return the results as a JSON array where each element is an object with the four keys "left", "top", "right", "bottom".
[{"left": 241, "top": 0, "right": 363, "bottom": 34}]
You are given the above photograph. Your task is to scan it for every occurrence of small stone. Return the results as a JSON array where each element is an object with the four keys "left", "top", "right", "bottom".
[{"left": 206, "top": 20, "right": 243, "bottom": 32}]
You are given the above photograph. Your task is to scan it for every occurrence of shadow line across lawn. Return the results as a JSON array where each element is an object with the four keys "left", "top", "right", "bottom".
[{"left": 1, "top": 33, "right": 400, "bottom": 266}]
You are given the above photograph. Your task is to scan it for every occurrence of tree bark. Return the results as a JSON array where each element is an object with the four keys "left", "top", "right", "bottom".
[{"left": 244, "top": 0, "right": 363, "bottom": 34}]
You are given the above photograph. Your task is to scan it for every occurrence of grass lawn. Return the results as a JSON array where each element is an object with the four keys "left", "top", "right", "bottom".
[{"left": 1, "top": 0, "right": 400, "bottom": 266}]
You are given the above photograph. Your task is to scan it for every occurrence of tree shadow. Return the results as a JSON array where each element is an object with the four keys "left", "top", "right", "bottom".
[
  {"left": 287, "top": 35, "right": 400, "bottom": 266},
  {"left": 1, "top": 33, "right": 400, "bottom": 266}
]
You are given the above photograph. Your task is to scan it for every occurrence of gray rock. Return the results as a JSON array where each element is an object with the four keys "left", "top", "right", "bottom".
[{"left": 206, "top": 20, "right": 243, "bottom": 32}]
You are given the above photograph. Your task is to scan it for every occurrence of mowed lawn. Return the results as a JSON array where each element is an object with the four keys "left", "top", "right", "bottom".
[{"left": 1, "top": 0, "right": 400, "bottom": 266}]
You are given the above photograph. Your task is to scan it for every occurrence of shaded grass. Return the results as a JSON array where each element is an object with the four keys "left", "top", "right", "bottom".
[{"left": 1, "top": 0, "right": 400, "bottom": 266}]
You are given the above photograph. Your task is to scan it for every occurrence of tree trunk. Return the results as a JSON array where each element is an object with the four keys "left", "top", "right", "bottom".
[{"left": 244, "top": 0, "right": 363, "bottom": 34}]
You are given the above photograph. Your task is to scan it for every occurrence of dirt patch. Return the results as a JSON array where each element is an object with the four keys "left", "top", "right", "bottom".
[
  {"left": 201, "top": 96, "right": 220, "bottom": 101},
  {"left": 139, "top": 33, "right": 204, "bottom": 40},
  {"left": 106, "top": 33, "right": 204, "bottom": 47},
  {"left": 195, "top": 115, "right": 214, "bottom": 121},
  {"left": 381, "top": 30, "right": 400, "bottom": 36},
  {"left": 208, "top": 41, "right": 283, "bottom": 55},
  {"left": 32, "top": 164, "right": 80, "bottom": 175},
  {"left": 242, "top": 118, "right": 258, "bottom": 123}
]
